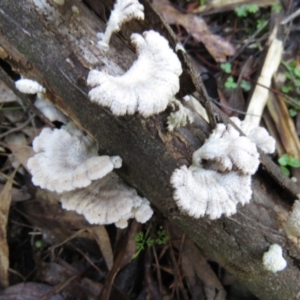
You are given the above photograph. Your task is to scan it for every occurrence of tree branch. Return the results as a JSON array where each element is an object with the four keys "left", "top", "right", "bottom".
[{"left": 0, "top": 1, "right": 300, "bottom": 298}]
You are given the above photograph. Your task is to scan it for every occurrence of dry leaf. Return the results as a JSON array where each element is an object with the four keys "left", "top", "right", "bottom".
[
  {"left": 88, "top": 226, "right": 114, "bottom": 270},
  {"left": 0, "top": 80, "right": 20, "bottom": 103},
  {"left": 0, "top": 168, "right": 18, "bottom": 288},
  {"left": 8, "top": 144, "right": 34, "bottom": 172},
  {"left": 0, "top": 184, "right": 31, "bottom": 202},
  {"left": 40, "top": 262, "right": 103, "bottom": 299},
  {"left": 153, "top": 0, "right": 235, "bottom": 62},
  {"left": 0, "top": 282, "right": 64, "bottom": 299}
]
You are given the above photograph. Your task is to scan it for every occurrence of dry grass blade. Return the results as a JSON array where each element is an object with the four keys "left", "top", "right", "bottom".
[
  {"left": 8, "top": 145, "right": 34, "bottom": 172},
  {"left": 88, "top": 226, "right": 114, "bottom": 270},
  {"left": 267, "top": 93, "right": 300, "bottom": 159},
  {"left": 0, "top": 166, "right": 18, "bottom": 288},
  {"left": 245, "top": 26, "right": 283, "bottom": 126}
]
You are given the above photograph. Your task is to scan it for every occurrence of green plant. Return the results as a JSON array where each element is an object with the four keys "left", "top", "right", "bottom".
[
  {"left": 240, "top": 80, "right": 252, "bottom": 91},
  {"left": 256, "top": 19, "right": 268, "bottom": 30},
  {"left": 280, "top": 60, "right": 300, "bottom": 114},
  {"left": 225, "top": 76, "right": 238, "bottom": 89},
  {"left": 271, "top": 3, "right": 282, "bottom": 13},
  {"left": 235, "top": 4, "right": 259, "bottom": 17},
  {"left": 132, "top": 227, "right": 169, "bottom": 259},
  {"left": 278, "top": 154, "right": 300, "bottom": 176},
  {"left": 220, "top": 62, "right": 232, "bottom": 74}
]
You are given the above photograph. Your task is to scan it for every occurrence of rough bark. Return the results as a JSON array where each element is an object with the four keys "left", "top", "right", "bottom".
[{"left": 1, "top": 0, "right": 300, "bottom": 299}]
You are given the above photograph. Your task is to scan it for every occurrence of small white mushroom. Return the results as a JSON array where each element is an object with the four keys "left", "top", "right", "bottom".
[
  {"left": 192, "top": 124, "right": 260, "bottom": 175},
  {"left": 284, "top": 200, "right": 300, "bottom": 238},
  {"left": 34, "top": 95, "right": 67, "bottom": 123},
  {"left": 15, "top": 79, "right": 46, "bottom": 94},
  {"left": 60, "top": 173, "right": 153, "bottom": 228},
  {"left": 230, "top": 117, "right": 276, "bottom": 154},
  {"left": 97, "top": 0, "right": 144, "bottom": 51},
  {"left": 262, "top": 244, "right": 287, "bottom": 273},
  {"left": 27, "top": 124, "right": 122, "bottom": 193},
  {"left": 167, "top": 98, "right": 194, "bottom": 131},
  {"left": 170, "top": 123, "right": 260, "bottom": 219},
  {"left": 88, "top": 30, "right": 182, "bottom": 117}
]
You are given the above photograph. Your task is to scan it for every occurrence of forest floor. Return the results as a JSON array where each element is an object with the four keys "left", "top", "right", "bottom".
[{"left": 0, "top": 0, "right": 300, "bottom": 299}]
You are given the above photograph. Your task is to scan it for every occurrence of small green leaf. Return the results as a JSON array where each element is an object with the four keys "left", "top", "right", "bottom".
[
  {"left": 280, "top": 165, "right": 290, "bottom": 176},
  {"left": 256, "top": 19, "right": 267, "bottom": 30},
  {"left": 235, "top": 5, "right": 248, "bottom": 17},
  {"left": 225, "top": 76, "right": 238, "bottom": 89},
  {"left": 294, "top": 68, "right": 300, "bottom": 78},
  {"left": 281, "top": 85, "right": 294, "bottom": 93},
  {"left": 282, "top": 61, "right": 292, "bottom": 71},
  {"left": 284, "top": 71, "right": 292, "bottom": 80},
  {"left": 272, "top": 3, "right": 282, "bottom": 13},
  {"left": 295, "top": 79, "right": 300, "bottom": 87},
  {"left": 286, "top": 156, "right": 300, "bottom": 168},
  {"left": 134, "top": 231, "right": 144, "bottom": 242},
  {"left": 278, "top": 154, "right": 289, "bottom": 166},
  {"left": 246, "top": 4, "right": 259, "bottom": 13},
  {"left": 220, "top": 62, "right": 232, "bottom": 74},
  {"left": 240, "top": 80, "right": 252, "bottom": 91},
  {"left": 289, "top": 108, "right": 298, "bottom": 117}
]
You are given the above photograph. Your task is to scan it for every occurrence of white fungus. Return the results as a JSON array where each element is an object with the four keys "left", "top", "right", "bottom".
[
  {"left": 262, "top": 244, "right": 287, "bottom": 273},
  {"left": 15, "top": 79, "right": 46, "bottom": 94},
  {"left": 171, "top": 166, "right": 252, "bottom": 219},
  {"left": 97, "top": 0, "right": 144, "bottom": 51},
  {"left": 284, "top": 200, "right": 300, "bottom": 238},
  {"left": 167, "top": 98, "right": 194, "bottom": 131},
  {"left": 27, "top": 124, "right": 122, "bottom": 193},
  {"left": 192, "top": 124, "right": 260, "bottom": 175},
  {"left": 88, "top": 30, "right": 182, "bottom": 117},
  {"left": 170, "top": 124, "right": 260, "bottom": 219},
  {"left": 34, "top": 95, "right": 67, "bottom": 124},
  {"left": 60, "top": 173, "right": 153, "bottom": 228},
  {"left": 230, "top": 117, "right": 276, "bottom": 154}
]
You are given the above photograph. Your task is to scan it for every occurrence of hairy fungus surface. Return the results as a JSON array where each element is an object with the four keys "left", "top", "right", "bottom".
[
  {"left": 171, "top": 124, "right": 260, "bottom": 219},
  {"left": 230, "top": 117, "right": 276, "bottom": 154},
  {"left": 27, "top": 124, "right": 122, "bottom": 193},
  {"left": 88, "top": 30, "right": 182, "bottom": 117},
  {"left": 167, "top": 98, "right": 194, "bottom": 131},
  {"left": 262, "top": 244, "right": 287, "bottom": 273},
  {"left": 192, "top": 124, "right": 260, "bottom": 175},
  {"left": 97, "top": 0, "right": 144, "bottom": 51},
  {"left": 15, "top": 79, "right": 46, "bottom": 94},
  {"left": 61, "top": 173, "right": 153, "bottom": 228}
]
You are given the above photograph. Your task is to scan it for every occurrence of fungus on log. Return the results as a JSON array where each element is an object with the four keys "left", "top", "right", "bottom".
[{"left": 88, "top": 30, "right": 182, "bottom": 117}]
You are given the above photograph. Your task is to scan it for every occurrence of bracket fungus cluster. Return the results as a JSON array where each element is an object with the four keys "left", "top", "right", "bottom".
[
  {"left": 97, "top": 0, "right": 144, "bottom": 51},
  {"left": 27, "top": 122, "right": 153, "bottom": 228},
  {"left": 262, "top": 244, "right": 287, "bottom": 273},
  {"left": 230, "top": 117, "right": 276, "bottom": 154},
  {"left": 17, "top": 77, "right": 153, "bottom": 227},
  {"left": 171, "top": 123, "right": 261, "bottom": 219},
  {"left": 88, "top": 30, "right": 182, "bottom": 117},
  {"left": 61, "top": 173, "right": 153, "bottom": 228},
  {"left": 27, "top": 124, "right": 122, "bottom": 193}
]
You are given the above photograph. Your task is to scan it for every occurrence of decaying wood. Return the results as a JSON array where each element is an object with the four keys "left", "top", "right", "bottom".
[{"left": 1, "top": 0, "right": 300, "bottom": 299}]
